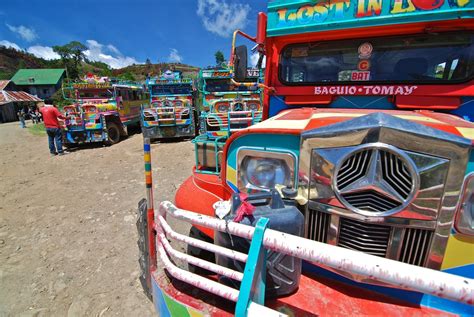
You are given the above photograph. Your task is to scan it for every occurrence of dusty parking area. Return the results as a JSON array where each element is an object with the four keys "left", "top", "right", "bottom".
[{"left": 0, "top": 122, "right": 194, "bottom": 316}]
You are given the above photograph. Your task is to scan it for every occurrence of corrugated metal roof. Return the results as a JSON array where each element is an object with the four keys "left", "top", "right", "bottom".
[
  {"left": 0, "top": 90, "right": 43, "bottom": 105},
  {"left": 0, "top": 80, "right": 11, "bottom": 90},
  {"left": 11, "top": 69, "right": 66, "bottom": 86}
]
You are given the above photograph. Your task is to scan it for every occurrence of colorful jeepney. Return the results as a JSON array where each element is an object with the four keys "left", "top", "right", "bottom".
[
  {"left": 137, "top": 1, "right": 474, "bottom": 316},
  {"left": 62, "top": 76, "right": 148, "bottom": 145},
  {"left": 141, "top": 71, "right": 196, "bottom": 139},
  {"left": 193, "top": 68, "right": 263, "bottom": 174}
]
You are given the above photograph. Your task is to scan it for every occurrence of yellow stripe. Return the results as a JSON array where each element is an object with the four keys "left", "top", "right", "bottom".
[
  {"left": 396, "top": 115, "right": 443, "bottom": 123},
  {"left": 145, "top": 171, "right": 152, "bottom": 177},
  {"left": 252, "top": 119, "right": 310, "bottom": 130},
  {"left": 226, "top": 165, "right": 237, "bottom": 188},
  {"left": 188, "top": 309, "right": 205, "bottom": 317},
  {"left": 144, "top": 153, "right": 151, "bottom": 162},
  {"left": 441, "top": 234, "right": 474, "bottom": 270},
  {"left": 457, "top": 127, "right": 474, "bottom": 139}
]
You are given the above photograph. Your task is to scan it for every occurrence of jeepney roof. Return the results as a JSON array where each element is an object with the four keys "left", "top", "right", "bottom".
[
  {"left": 200, "top": 68, "right": 260, "bottom": 79},
  {"left": 267, "top": 0, "right": 473, "bottom": 37}
]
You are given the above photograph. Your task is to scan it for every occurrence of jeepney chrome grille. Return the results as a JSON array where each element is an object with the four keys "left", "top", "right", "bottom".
[
  {"left": 400, "top": 228, "right": 433, "bottom": 267},
  {"left": 335, "top": 146, "right": 417, "bottom": 214},
  {"left": 307, "top": 208, "right": 330, "bottom": 243},
  {"left": 338, "top": 218, "right": 391, "bottom": 257}
]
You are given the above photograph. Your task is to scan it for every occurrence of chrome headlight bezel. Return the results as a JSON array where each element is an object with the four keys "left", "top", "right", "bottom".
[
  {"left": 455, "top": 172, "right": 474, "bottom": 236},
  {"left": 237, "top": 148, "right": 296, "bottom": 192}
]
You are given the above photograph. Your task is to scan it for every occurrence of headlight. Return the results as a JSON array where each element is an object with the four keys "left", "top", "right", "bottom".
[
  {"left": 455, "top": 173, "right": 474, "bottom": 235},
  {"left": 174, "top": 100, "right": 183, "bottom": 107},
  {"left": 247, "top": 102, "right": 260, "bottom": 112},
  {"left": 238, "top": 149, "right": 295, "bottom": 192},
  {"left": 215, "top": 102, "right": 229, "bottom": 113}
]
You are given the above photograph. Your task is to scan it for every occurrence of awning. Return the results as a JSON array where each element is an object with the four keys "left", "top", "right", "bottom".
[{"left": 0, "top": 90, "right": 43, "bottom": 105}]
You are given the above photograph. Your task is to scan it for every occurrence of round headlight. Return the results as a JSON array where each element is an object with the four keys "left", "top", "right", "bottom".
[
  {"left": 241, "top": 156, "right": 292, "bottom": 190},
  {"left": 247, "top": 103, "right": 260, "bottom": 111},
  {"left": 216, "top": 103, "right": 229, "bottom": 113}
]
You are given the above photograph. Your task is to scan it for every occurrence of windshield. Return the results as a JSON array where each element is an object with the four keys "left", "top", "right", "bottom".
[
  {"left": 280, "top": 32, "right": 473, "bottom": 84},
  {"left": 78, "top": 89, "right": 114, "bottom": 99},
  {"left": 151, "top": 84, "right": 192, "bottom": 95},
  {"left": 205, "top": 79, "right": 257, "bottom": 93}
]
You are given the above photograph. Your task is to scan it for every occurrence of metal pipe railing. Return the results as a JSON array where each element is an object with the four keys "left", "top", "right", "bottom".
[{"left": 159, "top": 201, "right": 474, "bottom": 305}]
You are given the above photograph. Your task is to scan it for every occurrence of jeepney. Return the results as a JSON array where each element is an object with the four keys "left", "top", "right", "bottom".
[
  {"left": 137, "top": 1, "right": 474, "bottom": 316},
  {"left": 141, "top": 70, "right": 196, "bottom": 140},
  {"left": 62, "top": 75, "right": 148, "bottom": 145},
  {"left": 193, "top": 68, "right": 263, "bottom": 174}
]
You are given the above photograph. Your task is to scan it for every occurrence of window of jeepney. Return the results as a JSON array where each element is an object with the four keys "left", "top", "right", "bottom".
[
  {"left": 151, "top": 84, "right": 192, "bottom": 95},
  {"left": 280, "top": 32, "right": 473, "bottom": 84},
  {"left": 205, "top": 78, "right": 257, "bottom": 92},
  {"left": 77, "top": 88, "right": 114, "bottom": 99}
]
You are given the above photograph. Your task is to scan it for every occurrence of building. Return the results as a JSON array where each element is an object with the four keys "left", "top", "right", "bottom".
[
  {"left": 11, "top": 69, "right": 66, "bottom": 101},
  {"left": 0, "top": 80, "right": 43, "bottom": 123}
]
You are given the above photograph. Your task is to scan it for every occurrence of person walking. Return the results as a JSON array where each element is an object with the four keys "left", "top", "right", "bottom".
[
  {"left": 17, "top": 109, "right": 26, "bottom": 128},
  {"left": 39, "top": 103, "right": 67, "bottom": 156}
]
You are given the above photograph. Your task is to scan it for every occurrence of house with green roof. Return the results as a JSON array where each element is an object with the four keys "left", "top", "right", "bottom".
[{"left": 11, "top": 69, "right": 66, "bottom": 101}]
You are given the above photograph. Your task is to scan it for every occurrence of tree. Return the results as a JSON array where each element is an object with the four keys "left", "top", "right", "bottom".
[
  {"left": 215, "top": 51, "right": 225, "bottom": 66},
  {"left": 53, "top": 41, "right": 87, "bottom": 79},
  {"left": 145, "top": 58, "right": 152, "bottom": 65}
]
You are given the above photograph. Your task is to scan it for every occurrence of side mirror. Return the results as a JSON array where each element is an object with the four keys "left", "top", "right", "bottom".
[{"left": 234, "top": 45, "right": 248, "bottom": 82}]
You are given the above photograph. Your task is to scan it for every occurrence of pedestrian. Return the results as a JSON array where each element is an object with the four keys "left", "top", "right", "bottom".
[
  {"left": 38, "top": 103, "right": 67, "bottom": 156},
  {"left": 17, "top": 109, "right": 26, "bottom": 128}
]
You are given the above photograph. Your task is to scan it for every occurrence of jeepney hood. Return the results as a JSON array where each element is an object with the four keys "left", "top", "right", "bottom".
[{"left": 249, "top": 108, "right": 474, "bottom": 141}]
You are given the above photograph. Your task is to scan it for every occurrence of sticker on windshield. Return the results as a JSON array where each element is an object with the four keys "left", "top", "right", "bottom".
[
  {"left": 291, "top": 47, "right": 308, "bottom": 57},
  {"left": 351, "top": 71, "right": 370, "bottom": 81},
  {"left": 358, "top": 42, "right": 373, "bottom": 59},
  {"left": 358, "top": 60, "right": 371, "bottom": 71}
]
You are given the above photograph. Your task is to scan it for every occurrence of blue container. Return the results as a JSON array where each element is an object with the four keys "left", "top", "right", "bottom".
[{"left": 215, "top": 190, "right": 304, "bottom": 298}]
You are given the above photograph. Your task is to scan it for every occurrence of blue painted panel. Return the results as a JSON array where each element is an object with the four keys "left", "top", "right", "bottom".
[{"left": 152, "top": 278, "right": 171, "bottom": 317}]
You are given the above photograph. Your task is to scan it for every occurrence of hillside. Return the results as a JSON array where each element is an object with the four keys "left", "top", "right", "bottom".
[{"left": 0, "top": 46, "right": 200, "bottom": 81}]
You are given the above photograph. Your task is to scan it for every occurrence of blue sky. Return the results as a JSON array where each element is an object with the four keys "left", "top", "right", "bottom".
[{"left": 0, "top": 0, "right": 267, "bottom": 68}]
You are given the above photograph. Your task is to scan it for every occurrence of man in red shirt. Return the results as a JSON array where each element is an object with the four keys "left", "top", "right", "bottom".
[{"left": 39, "top": 103, "right": 67, "bottom": 156}]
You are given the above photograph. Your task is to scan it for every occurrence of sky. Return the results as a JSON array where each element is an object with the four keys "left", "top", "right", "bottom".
[{"left": 0, "top": 0, "right": 268, "bottom": 69}]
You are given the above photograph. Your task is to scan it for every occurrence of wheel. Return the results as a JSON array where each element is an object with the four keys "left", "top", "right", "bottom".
[
  {"left": 105, "top": 122, "right": 121, "bottom": 145},
  {"left": 136, "top": 198, "right": 153, "bottom": 300},
  {"left": 187, "top": 226, "right": 215, "bottom": 275}
]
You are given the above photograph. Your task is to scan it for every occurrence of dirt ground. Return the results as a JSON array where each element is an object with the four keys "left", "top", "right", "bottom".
[{"left": 0, "top": 122, "right": 194, "bottom": 316}]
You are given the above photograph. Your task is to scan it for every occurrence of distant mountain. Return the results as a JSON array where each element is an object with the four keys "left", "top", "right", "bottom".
[{"left": 0, "top": 46, "right": 200, "bottom": 82}]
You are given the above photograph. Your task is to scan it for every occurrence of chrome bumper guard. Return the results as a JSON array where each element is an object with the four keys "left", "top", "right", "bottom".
[{"left": 155, "top": 201, "right": 474, "bottom": 316}]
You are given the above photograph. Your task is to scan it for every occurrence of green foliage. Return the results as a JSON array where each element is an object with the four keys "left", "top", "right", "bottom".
[
  {"left": 53, "top": 41, "right": 87, "bottom": 79},
  {"left": 51, "top": 89, "right": 73, "bottom": 109},
  {"left": 215, "top": 51, "right": 225, "bottom": 66},
  {"left": 117, "top": 71, "right": 136, "bottom": 81}
]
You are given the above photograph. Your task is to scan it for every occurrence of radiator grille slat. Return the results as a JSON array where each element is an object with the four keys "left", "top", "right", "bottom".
[
  {"left": 399, "top": 228, "right": 433, "bottom": 266},
  {"left": 307, "top": 208, "right": 330, "bottom": 243},
  {"left": 338, "top": 218, "right": 391, "bottom": 257}
]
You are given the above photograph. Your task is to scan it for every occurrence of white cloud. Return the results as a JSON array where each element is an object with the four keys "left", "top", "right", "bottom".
[
  {"left": 197, "top": 0, "right": 250, "bottom": 38},
  {"left": 0, "top": 40, "right": 21, "bottom": 50},
  {"left": 27, "top": 45, "right": 60, "bottom": 60},
  {"left": 84, "top": 40, "right": 139, "bottom": 69},
  {"left": 250, "top": 52, "right": 266, "bottom": 68},
  {"left": 6, "top": 24, "right": 38, "bottom": 42},
  {"left": 168, "top": 48, "right": 182, "bottom": 63}
]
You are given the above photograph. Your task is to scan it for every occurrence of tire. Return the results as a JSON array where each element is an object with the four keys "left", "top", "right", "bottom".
[
  {"left": 105, "top": 122, "right": 121, "bottom": 145},
  {"left": 136, "top": 198, "right": 153, "bottom": 300},
  {"left": 187, "top": 226, "right": 215, "bottom": 275}
]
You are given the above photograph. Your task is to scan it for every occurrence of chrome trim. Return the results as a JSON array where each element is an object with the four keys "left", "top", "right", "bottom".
[
  {"left": 333, "top": 143, "right": 419, "bottom": 217},
  {"left": 300, "top": 112, "right": 471, "bottom": 271},
  {"left": 454, "top": 172, "right": 474, "bottom": 236}
]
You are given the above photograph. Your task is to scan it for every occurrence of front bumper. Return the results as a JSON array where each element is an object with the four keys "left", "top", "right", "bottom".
[
  {"left": 145, "top": 200, "right": 474, "bottom": 316},
  {"left": 142, "top": 124, "right": 195, "bottom": 139}
]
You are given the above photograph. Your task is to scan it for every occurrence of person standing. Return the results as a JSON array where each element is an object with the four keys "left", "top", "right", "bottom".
[
  {"left": 39, "top": 103, "right": 67, "bottom": 156},
  {"left": 17, "top": 109, "right": 26, "bottom": 128}
]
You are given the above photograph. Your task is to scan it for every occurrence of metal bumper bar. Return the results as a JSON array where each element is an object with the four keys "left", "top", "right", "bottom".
[{"left": 157, "top": 201, "right": 474, "bottom": 306}]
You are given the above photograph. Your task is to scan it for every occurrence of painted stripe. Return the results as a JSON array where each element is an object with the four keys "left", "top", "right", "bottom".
[
  {"left": 252, "top": 119, "right": 310, "bottom": 130},
  {"left": 457, "top": 127, "right": 474, "bottom": 139},
  {"left": 145, "top": 164, "right": 151, "bottom": 172},
  {"left": 226, "top": 166, "right": 237, "bottom": 190},
  {"left": 144, "top": 144, "right": 151, "bottom": 152},
  {"left": 144, "top": 153, "right": 151, "bottom": 162},
  {"left": 163, "top": 292, "right": 191, "bottom": 317}
]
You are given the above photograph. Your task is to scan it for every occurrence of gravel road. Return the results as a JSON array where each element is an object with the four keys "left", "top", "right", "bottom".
[{"left": 0, "top": 122, "right": 194, "bottom": 316}]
